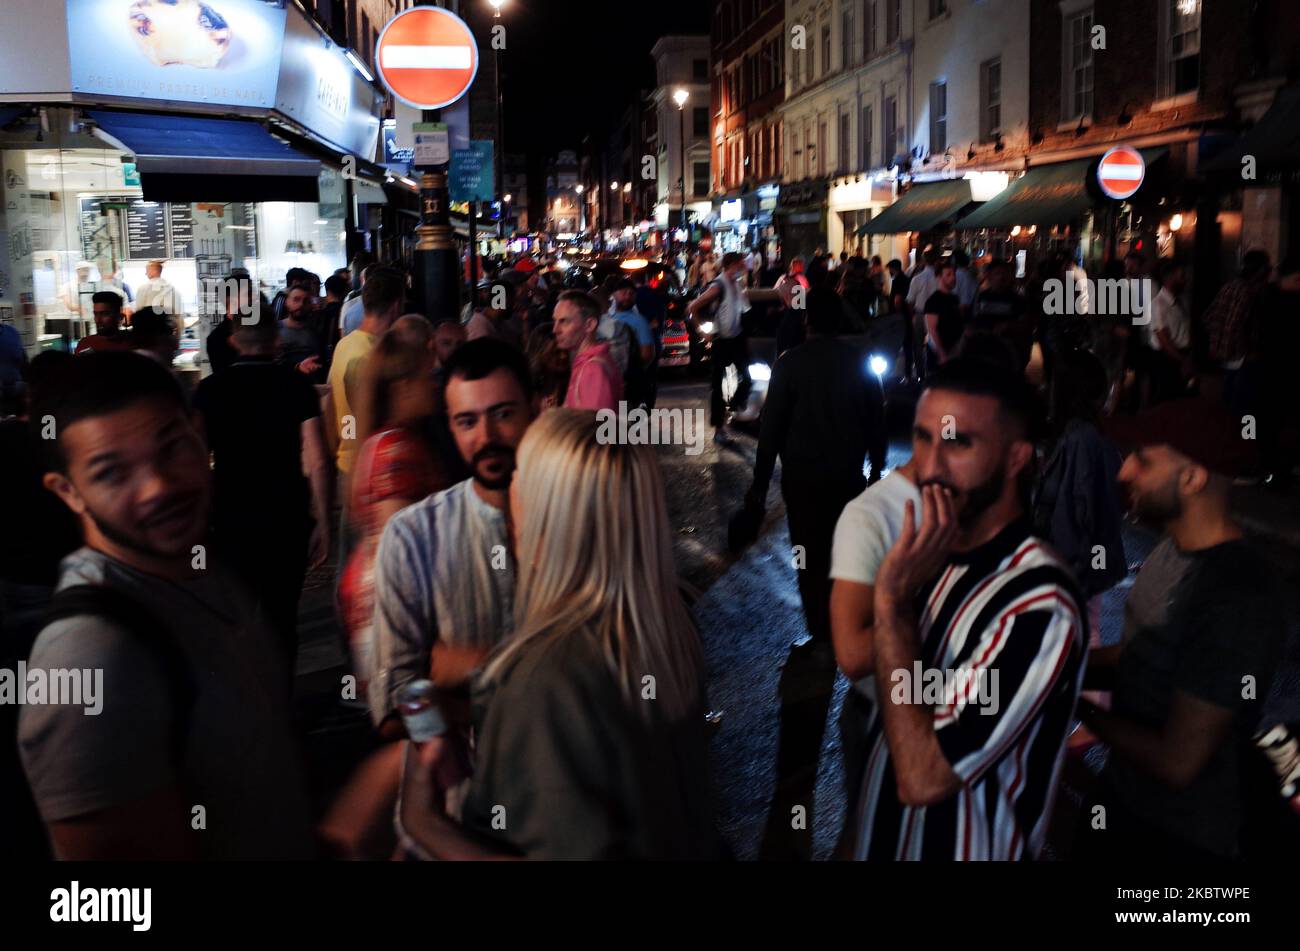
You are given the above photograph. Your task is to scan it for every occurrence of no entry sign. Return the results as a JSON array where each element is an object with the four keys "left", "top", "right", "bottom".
[
  {"left": 376, "top": 7, "right": 480, "bottom": 110},
  {"left": 1097, "top": 147, "right": 1146, "bottom": 201}
]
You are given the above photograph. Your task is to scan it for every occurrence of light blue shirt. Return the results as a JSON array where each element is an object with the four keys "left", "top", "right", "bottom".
[
  {"left": 339, "top": 293, "right": 365, "bottom": 336},
  {"left": 612, "top": 308, "right": 654, "bottom": 348},
  {"left": 368, "top": 479, "right": 516, "bottom": 726}
]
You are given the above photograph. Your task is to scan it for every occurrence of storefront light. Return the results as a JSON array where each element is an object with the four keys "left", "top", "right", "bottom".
[
  {"left": 344, "top": 49, "right": 374, "bottom": 83},
  {"left": 1169, "top": 213, "right": 1184, "bottom": 232},
  {"left": 1010, "top": 225, "right": 1022, "bottom": 237}
]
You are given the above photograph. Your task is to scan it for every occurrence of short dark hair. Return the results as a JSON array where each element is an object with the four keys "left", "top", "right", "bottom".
[
  {"left": 90, "top": 291, "right": 122, "bottom": 310},
  {"left": 612, "top": 278, "right": 636, "bottom": 293},
  {"left": 806, "top": 286, "right": 841, "bottom": 335},
  {"left": 324, "top": 273, "right": 350, "bottom": 300},
  {"left": 1241, "top": 249, "right": 1271, "bottom": 281},
  {"left": 922, "top": 357, "right": 1041, "bottom": 441},
  {"left": 130, "top": 307, "right": 175, "bottom": 344},
  {"left": 232, "top": 302, "right": 279, "bottom": 350},
  {"left": 33, "top": 350, "right": 187, "bottom": 472},
  {"left": 361, "top": 267, "right": 406, "bottom": 316},
  {"left": 887, "top": 258, "right": 903, "bottom": 271},
  {"left": 722, "top": 252, "right": 744, "bottom": 270},
  {"left": 442, "top": 337, "right": 534, "bottom": 403},
  {"left": 556, "top": 290, "right": 602, "bottom": 325},
  {"left": 937, "top": 259, "right": 957, "bottom": 275}
]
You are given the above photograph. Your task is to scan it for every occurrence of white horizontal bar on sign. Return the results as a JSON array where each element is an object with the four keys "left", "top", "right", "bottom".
[
  {"left": 1099, "top": 165, "right": 1144, "bottom": 180},
  {"left": 381, "top": 46, "right": 473, "bottom": 70}
]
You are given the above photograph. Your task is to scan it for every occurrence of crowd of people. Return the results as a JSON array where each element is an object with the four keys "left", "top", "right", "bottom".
[{"left": 1, "top": 234, "right": 1297, "bottom": 862}]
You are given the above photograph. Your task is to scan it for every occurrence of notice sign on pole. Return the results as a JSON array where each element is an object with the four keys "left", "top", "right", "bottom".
[
  {"left": 1097, "top": 146, "right": 1146, "bottom": 201},
  {"left": 450, "top": 141, "right": 495, "bottom": 203},
  {"left": 413, "top": 123, "right": 449, "bottom": 166}
]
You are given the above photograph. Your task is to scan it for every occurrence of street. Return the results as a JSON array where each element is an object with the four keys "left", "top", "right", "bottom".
[{"left": 291, "top": 371, "right": 1300, "bottom": 861}]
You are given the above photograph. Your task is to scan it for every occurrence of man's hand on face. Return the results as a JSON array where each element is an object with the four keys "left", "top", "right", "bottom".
[{"left": 874, "top": 484, "right": 959, "bottom": 618}]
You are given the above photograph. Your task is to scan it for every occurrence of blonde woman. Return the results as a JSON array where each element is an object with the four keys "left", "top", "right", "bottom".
[{"left": 399, "top": 409, "right": 721, "bottom": 859}]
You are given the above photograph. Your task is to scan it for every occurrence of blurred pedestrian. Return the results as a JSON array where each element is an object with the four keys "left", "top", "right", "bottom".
[
  {"left": 687, "top": 252, "right": 753, "bottom": 442},
  {"left": 553, "top": 290, "right": 621, "bottom": 412},
  {"left": 398, "top": 409, "right": 720, "bottom": 859}
]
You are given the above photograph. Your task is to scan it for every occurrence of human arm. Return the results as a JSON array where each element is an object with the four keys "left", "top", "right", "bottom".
[
  {"left": 1078, "top": 692, "right": 1233, "bottom": 790},
  {"left": 831, "top": 580, "right": 877, "bottom": 680},
  {"left": 301, "top": 416, "right": 332, "bottom": 569}
]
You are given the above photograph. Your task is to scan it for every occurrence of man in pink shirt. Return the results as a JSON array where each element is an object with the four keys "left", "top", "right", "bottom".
[{"left": 553, "top": 290, "right": 623, "bottom": 412}]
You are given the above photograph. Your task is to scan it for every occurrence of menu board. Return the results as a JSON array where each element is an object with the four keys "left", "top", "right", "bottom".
[
  {"left": 169, "top": 204, "right": 194, "bottom": 259},
  {"left": 78, "top": 195, "right": 124, "bottom": 262},
  {"left": 125, "top": 200, "right": 168, "bottom": 260}
]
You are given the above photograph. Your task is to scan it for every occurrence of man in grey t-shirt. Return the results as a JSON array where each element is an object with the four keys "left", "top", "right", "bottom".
[{"left": 18, "top": 351, "right": 313, "bottom": 859}]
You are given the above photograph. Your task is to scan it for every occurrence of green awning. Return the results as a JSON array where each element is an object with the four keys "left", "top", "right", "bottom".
[
  {"left": 1202, "top": 83, "right": 1300, "bottom": 174},
  {"left": 958, "top": 148, "right": 1167, "bottom": 230},
  {"left": 858, "top": 178, "right": 975, "bottom": 235}
]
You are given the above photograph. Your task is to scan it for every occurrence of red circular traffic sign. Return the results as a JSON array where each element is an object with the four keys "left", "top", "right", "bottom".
[
  {"left": 376, "top": 7, "right": 480, "bottom": 110},
  {"left": 1097, "top": 146, "right": 1146, "bottom": 201}
]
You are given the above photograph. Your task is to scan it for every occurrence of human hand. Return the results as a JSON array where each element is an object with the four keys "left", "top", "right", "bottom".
[{"left": 874, "top": 485, "right": 959, "bottom": 617}]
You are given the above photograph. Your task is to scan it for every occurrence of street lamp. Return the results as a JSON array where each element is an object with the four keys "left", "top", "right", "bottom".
[
  {"left": 489, "top": 0, "right": 509, "bottom": 239},
  {"left": 673, "top": 88, "right": 689, "bottom": 254}
]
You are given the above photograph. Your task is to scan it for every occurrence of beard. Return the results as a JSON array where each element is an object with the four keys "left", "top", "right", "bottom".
[
  {"left": 1125, "top": 478, "right": 1183, "bottom": 526},
  {"left": 922, "top": 464, "right": 1007, "bottom": 528},
  {"left": 84, "top": 495, "right": 203, "bottom": 561},
  {"left": 470, "top": 444, "right": 517, "bottom": 491}
]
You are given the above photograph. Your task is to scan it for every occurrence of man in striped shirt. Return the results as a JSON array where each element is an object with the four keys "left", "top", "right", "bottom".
[{"left": 849, "top": 359, "right": 1087, "bottom": 860}]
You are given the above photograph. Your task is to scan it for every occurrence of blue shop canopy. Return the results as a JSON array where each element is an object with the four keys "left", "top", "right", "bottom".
[{"left": 88, "top": 111, "right": 321, "bottom": 203}]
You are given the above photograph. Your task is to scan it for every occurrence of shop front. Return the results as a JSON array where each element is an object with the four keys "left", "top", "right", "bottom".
[
  {"left": 0, "top": 0, "right": 383, "bottom": 370},
  {"left": 775, "top": 179, "right": 830, "bottom": 263},
  {"left": 829, "top": 174, "right": 904, "bottom": 264},
  {"left": 858, "top": 177, "right": 979, "bottom": 265}
]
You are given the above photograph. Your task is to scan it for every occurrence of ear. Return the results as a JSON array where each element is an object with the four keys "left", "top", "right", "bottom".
[
  {"left": 1181, "top": 463, "right": 1210, "bottom": 496},
  {"left": 43, "top": 469, "right": 87, "bottom": 518},
  {"left": 1006, "top": 438, "right": 1034, "bottom": 481}
]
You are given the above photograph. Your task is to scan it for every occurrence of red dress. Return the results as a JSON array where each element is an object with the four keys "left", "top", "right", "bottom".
[{"left": 339, "top": 427, "right": 448, "bottom": 688}]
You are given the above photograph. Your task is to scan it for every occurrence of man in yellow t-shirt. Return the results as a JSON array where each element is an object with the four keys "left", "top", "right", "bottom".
[{"left": 328, "top": 267, "right": 406, "bottom": 477}]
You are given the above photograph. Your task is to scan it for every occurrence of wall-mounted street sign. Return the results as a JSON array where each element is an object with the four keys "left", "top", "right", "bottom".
[
  {"left": 375, "top": 7, "right": 480, "bottom": 111},
  {"left": 1097, "top": 146, "right": 1146, "bottom": 201}
]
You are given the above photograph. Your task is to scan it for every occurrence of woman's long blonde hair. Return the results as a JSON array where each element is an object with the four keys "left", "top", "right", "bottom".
[{"left": 483, "top": 409, "right": 704, "bottom": 722}]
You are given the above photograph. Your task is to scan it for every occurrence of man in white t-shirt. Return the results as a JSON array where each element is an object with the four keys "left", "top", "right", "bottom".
[
  {"left": 828, "top": 458, "right": 922, "bottom": 835},
  {"left": 1148, "top": 261, "right": 1193, "bottom": 402}
]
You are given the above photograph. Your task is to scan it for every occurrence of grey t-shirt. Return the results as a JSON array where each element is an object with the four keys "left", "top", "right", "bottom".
[{"left": 18, "top": 548, "right": 314, "bottom": 859}]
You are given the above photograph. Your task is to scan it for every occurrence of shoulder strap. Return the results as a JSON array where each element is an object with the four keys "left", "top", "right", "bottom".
[{"left": 43, "top": 585, "right": 196, "bottom": 765}]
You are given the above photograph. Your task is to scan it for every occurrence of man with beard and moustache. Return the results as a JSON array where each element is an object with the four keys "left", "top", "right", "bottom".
[
  {"left": 1075, "top": 399, "right": 1288, "bottom": 861},
  {"left": 17, "top": 352, "right": 314, "bottom": 859},
  {"left": 368, "top": 339, "right": 535, "bottom": 740},
  {"left": 847, "top": 359, "right": 1088, "bottom": 860}
]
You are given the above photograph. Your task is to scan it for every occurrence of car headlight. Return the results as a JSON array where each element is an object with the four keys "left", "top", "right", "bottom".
[
  {"left": 868, "top": 354, "right": 889, "bottom": 378},
  {"left": 748, "top": 363, "right": 771, "bottom": 382}
]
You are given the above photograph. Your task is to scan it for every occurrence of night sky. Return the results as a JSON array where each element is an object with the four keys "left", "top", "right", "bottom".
[{"left": 494, "top": 0, "right": 710, "bottom": 209}]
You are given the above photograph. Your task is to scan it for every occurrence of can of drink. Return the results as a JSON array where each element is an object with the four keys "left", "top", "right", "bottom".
[
  {"left": 1254, "top": 723, "right": 1300, "bottom": 814},
  {"left": 397, "top": 679, "right": 448, "bottom": 743}
]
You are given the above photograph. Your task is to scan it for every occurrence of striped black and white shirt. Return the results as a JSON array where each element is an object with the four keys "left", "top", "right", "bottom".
[{"left": 850, "top": 519, "right": 1087, "bottom": 861}]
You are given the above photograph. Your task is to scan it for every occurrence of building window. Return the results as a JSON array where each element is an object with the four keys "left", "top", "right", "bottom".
[
  {"left": 694, "top": 107, "right": 709, "bottom": 137},
  {"left": 694, "top": 161, "right": 710, "bottom": 198},
  {"left": 805, "top": 44, "right": 813, "bottom": 84},
  {"left": 1161, "top": 0, "right": 1201, "bottom": 98},
  {"left": 929, "top": 81, "right": 947, "bottom": 155},
  {"left": 774, "top": 122, "right": 783, "bottom": 175},
  {"left": 1063, "top": 8, "right": 1095, "bottom": 120},
  {"left": 886, "top": 0, "right": 900, "bottom": 43},
  {"left": 883, "top": 95, "right": 899, "bottom": 166},
  {"left": 821, "top": 24, "right": 831, "bottom": 77},
  {"left": 980, "top": 57, "right": 1002, "bottom": 141},
  {"left": 693, "top": 58, "right": 708, "bottom": 81},
  {"left": 866, "top": 0, "right": 879, "bottom": 55},
  {"left": 929, "top": 0, "right": 948, "bottom": 18},
  {"left": 791, "top": 131, "right": 800, "bottom": 178},
  {"left": 819, "top": 120, "right": 827, "bottom": 176},
  {"left": 861, "top": 104, "right": 873, "bottom": 169},
  {"left": 839, "top": 111, "right": 851, "bottom": 173},
  {"left": 842, "top": 5, "right": 855, "bottom": 69}
]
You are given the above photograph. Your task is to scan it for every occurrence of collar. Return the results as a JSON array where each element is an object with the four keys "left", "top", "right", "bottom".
[{"left": 948, "top": 516, "right": 1034, "bottom": 568}]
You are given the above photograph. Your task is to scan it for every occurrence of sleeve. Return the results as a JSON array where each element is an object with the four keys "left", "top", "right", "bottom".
[
  {"left": 751, "top": 356, "right": 792, "bottom": 494},
  {"left": 17, "top": 618, "right": 177, "bottom": 822},
  {"left": 631, "top": 315, "right": 654, "bottom": 348},
  {"left": 932, "top": 596, "right": 1082, "bottom": 785},
  {"left": 1172, "top": 568, "right": 1284, "bottom": 710},
  {"left": 830, "top": 500, "right": 890, "bottom": 584},
  {"left": 367, "top": 515, "right": 437, "bottom": 726}
]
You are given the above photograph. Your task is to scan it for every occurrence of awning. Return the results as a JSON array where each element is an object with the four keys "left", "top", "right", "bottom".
[
  {"left": 858, "top": 178, "right": 974, "bottom": 235},
  {"left": 1202, "top": 83, "right": 1300, "bottom": 174},
  {"left": 958, "top": 148, "right": 1168, "bottom": 230},
  {"left": 88, "top": 111, "right": 321, "bottom": 203}
]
